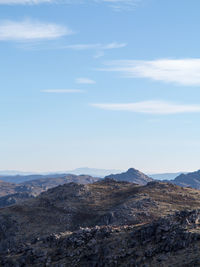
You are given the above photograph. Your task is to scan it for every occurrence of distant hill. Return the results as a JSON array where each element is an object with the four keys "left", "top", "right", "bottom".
[
  {"left": 167, "top": 170, "right": 200, "bottom": 189},
  {"left": 0, "top": 173, "right": 71, "bottom": 184},
  {"left": 105, "top": 168, "right": 153, "bottom": 185},
  {"left": 149, "top": 172, "right": 187, "bottom": 180},
  {"left": 21, "top": 174, "right": 99, "bottom": 189},
  {"left": 0, "top": 174, "right": 100, "bottom": 208}
]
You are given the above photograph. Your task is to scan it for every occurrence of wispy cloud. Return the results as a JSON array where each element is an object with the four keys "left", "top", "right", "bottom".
[
  {"left": 91, "top": 100, "right": 200, "bottom": 114},
  {"left": 103, "top": 59, "right": 200, "bottom": 86},
  {"left": 76, "top": 78, "right": 96, "bottom": 84},
  {"left": 63, "top": 42, "right": 127, "bottom": 50},
  {"left": 42, "top": 89, "right": 84, "bottom": 93},
  {"left": 63, "top": 42, "right": 127, "bottom": 57},
  {"left": 0, "top": 19, "right": 72, "bottom": 41}
]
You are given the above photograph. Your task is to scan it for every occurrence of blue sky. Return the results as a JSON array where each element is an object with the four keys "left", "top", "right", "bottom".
[{"left": 1, "top": 0, "right": 200, "bottom": 173}]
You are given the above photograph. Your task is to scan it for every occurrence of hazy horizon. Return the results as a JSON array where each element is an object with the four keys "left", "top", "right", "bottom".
[{"left": 0, "top": 166, "right": 192, "bottom": 175}]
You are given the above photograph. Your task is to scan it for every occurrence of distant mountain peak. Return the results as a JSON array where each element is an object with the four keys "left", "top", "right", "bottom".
[
  {"left": 105, "top": 168, "right": 153, "bottom": 185},
  {"left": 127, "top": 168, "right": 141, "bottom": 173},
  {"left": 167, "top": 169, "right": 200, "bottom": 189}
]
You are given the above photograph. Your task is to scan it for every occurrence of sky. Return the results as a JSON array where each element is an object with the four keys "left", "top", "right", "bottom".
[{"left": 1, "top": 0, "right": 200, "bottom": 173}]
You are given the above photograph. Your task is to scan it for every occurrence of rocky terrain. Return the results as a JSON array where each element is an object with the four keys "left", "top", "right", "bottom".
[
  {"left": 0, "top": 175, "right": 99, "bottom": 208},
  {"left": 0, "top": 192, "right": 34, "bottom": 209},
  {"left": 166, "top": 170, "right": 200, "bottom": 189},
  {"left": 105, "top": 168, "right": 153, "bottom": 185},
  {"left": 21, "top": 174, "right": 99, "bottom": 189},
  {"left": 1, "top": 179, "right": 200, "bottom": 266},
  {"left": 2, "top": 209, "right": 200, "bottom": 266},
  {"left": 0, "top": 180, "right": 19, "bottom": 197}
]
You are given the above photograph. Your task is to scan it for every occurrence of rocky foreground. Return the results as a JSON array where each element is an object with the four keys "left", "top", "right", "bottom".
[
  {"left": 1, "top": 179, "right": 200, "bottom": 266},
  {"left": 0, "top": 210, "right": 200, "bottom": 267},
  {"left": 2, "top": 210, "right": 200, "bottom": 266}
]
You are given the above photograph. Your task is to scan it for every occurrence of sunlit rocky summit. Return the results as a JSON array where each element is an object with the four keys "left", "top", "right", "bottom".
[{"left": 105, "top": 168, "right": 153, "bottom": 185}]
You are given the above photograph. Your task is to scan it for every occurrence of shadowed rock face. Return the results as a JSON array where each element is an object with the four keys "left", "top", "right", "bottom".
[
  {"left": 0, "top": 192, "right": 34, "bottom": 208},
  {"left": 105, "top": 168, "right": 153, "bottom": 185},
  {"left": 2, "top": 208, "right": 200, "bottom": 266},
  {"left": 167, "top": 170, "right": 200, "bottom": 189}
]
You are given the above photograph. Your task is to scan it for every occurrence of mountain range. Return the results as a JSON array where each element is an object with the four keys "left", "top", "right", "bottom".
[
  {"left": 1, "top": 167, "right": 200, "bottom": 210},
  {"left": 0, "top": 167, "right": 122, "bottom": 181},
  {"left": 0, "top": 167, "right": 153, "bottom": 208},
  {"left": 0, "top": 168, "right": 192, "bottom": 183}
]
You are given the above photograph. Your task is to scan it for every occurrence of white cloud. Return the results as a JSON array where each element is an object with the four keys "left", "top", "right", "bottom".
[
  {"left": 42, "top": 89, "right": 84, "bottom": 93},
  {"left": 76, "top": 78, "right": 96, "bottom": 84},
  {"left": 0, "top": 19, "right": 72, "bottom": 41},
  {"left": 103, "top": 59, "right": 200, "bottom": 86},
  {"left": 91, "top": 100, "right": 200, "bottom": 114},
  {"left": 63, "top": 42, "right": 127, "bottom": 51}
]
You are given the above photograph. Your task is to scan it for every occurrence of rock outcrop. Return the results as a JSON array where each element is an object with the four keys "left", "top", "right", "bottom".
[
  {"left": 2, "top": 209, "right": 200, "bottom": 266},
  {"left": 0, "top": 175, "right": 99, "bottom": 208},
  {"left": 105, "top": 168, "right": 153, "bottom": 185}
]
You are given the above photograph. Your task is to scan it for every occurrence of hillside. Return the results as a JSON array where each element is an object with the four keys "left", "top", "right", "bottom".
[
  {"left": 0, "top": 192, "right": 34, "bottom": 208},
  {"left": 1, "top": 179, "right": 200, "bottom": 266},
  {"left": 0, "top": 174, "right": 99, "bottom": 208},
  {"left": 105, "top": 168, "right": 153, "bottom": 184},
  {"left": 21, "top": 174, "right": 99, "bottom": 188},
  {"left": 2, "top": 209, "right": 200, "bottom": 266},
  {"left": 167, "top": 170, "right": 200, "bottom": 189},
  {"left": 0, "top": 180, "right": 19, "bottom": 197}
]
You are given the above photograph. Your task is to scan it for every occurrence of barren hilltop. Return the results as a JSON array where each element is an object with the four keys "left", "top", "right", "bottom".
[{"left": 105, "top": 168, "right": 153, "bottom": 185}]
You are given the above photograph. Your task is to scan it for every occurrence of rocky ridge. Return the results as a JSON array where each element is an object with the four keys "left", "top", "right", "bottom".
[
  {"left": 105, "top": 168, "right": 153, "bottom": 185},
  {"left": 2, "top": 209, "right": 200, "bottom": 266},
  {"left": 0, "top": 175, "right": 99, "bottom": 208}
]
